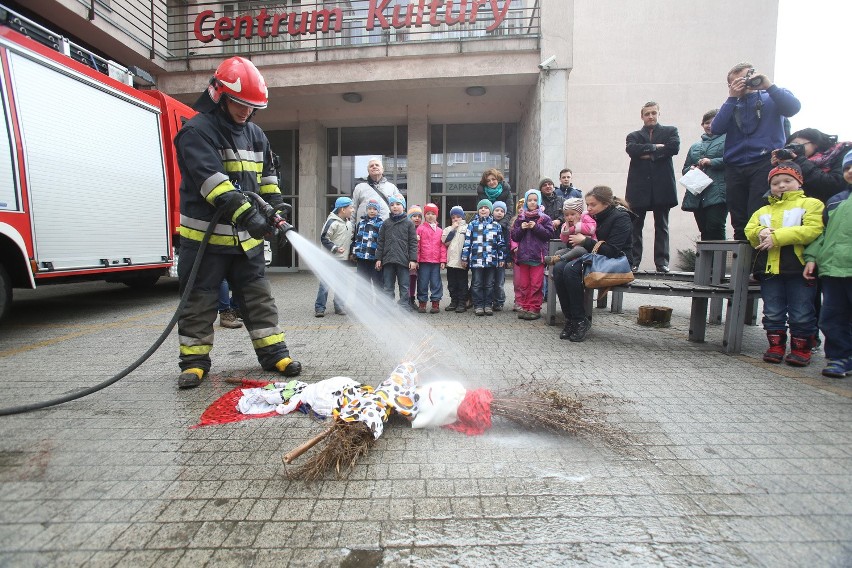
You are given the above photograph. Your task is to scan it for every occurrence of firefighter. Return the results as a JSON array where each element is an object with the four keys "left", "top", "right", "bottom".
[{"left": 173, "top": 56, "right": 301, "bottom": 389}]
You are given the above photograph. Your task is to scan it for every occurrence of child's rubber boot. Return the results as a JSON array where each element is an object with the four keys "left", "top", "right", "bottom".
[
  {"left": 785, "top": 336, "right": 812, "bottom": 367},
  {"left": 763, "top": 330, "right": 786, "bottom": 364}
]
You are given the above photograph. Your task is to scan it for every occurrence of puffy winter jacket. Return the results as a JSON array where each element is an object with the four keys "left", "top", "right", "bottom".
[
  {"left": 745, "top": 190, "right": 824, "bottom": 277},
  {"left": 461, "top": 215, "right": 505, "bottom": 268},
  {"left": 510, "top": 211, "right": 553, "bottom": 264},
  {"left": 417, "top": 222, "right": 447, "bottom": 264},
  {"left": 681, "top": 133, "right": 727, "bottom": 211},
  {"left": 376, "top": 213, "right": 417, "bottom": 266},
  {"left": 442, "top": 221, "right": 468, "bottom": 269},
  {"left": 353, "top": 215, "right": 383, "bottom": 260},
  {"left": 320, "top": 212, "right": 353, "bottom": 261},
  {"left": 804, "top": 189, "right": 852, "bottom": 277}
]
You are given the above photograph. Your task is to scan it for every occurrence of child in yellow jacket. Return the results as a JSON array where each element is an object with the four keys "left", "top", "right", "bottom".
[{"left": 745, "top": 162, "right": 824, "bottom": 367}]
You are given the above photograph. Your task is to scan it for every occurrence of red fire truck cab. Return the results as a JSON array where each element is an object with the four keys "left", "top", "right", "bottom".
[{"left": 0, "top": 6, "right": 194, "bottom": 320}]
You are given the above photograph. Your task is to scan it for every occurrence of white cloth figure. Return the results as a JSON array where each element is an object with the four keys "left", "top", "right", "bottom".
[
  {"left": 237, "top": 381, "right": 307, "bottom": 415},
  {"left": 276, "top": 376, "right": 360, "bottom": 417},
  {"left": 411, "top": 381, "right": 467, "bottom": 428}
]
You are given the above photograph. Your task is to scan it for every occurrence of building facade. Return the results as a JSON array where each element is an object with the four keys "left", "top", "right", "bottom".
[{"left": 12, "top": 0, "right": 780, "bottom": 269}]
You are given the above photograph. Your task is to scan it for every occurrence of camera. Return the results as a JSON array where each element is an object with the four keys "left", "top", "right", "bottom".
[
  {"left": 538, "top": 55, "right": 556, "bottom": 70},
  {"left": 775, "top": 143, "right": 805, "bottom": 160},
  {"left": 744, "top": 68, "right": 763, "bottom": 89}
]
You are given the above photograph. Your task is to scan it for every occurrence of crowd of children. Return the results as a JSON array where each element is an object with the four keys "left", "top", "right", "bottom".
[{"left": 315, "top": 158, "right": 851, "bottom": 380}]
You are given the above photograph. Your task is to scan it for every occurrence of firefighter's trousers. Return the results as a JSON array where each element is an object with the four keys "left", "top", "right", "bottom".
[{"left": 177, "top": 245, "right": 291, "bottom": 373}]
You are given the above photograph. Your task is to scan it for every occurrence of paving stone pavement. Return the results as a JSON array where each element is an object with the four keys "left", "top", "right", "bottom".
[{"left": 0, "top": 270, "right": 850, "bottom": 567}]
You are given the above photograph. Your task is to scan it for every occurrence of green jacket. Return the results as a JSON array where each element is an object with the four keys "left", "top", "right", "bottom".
[
  {"left": 804, "top": 189, "right": 852, "bottom": 277},
  {"left": 681, "top": 133, "right": 726, "bottom": 211}
]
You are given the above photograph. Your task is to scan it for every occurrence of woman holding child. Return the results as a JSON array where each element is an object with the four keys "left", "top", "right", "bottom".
[{"left": 552, "top": 186, "right": 636, "bottom": 342}]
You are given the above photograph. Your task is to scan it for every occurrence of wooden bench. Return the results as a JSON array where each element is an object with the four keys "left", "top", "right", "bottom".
[{"left": 545, "top": 240, "right": 761, "bottom": 354}]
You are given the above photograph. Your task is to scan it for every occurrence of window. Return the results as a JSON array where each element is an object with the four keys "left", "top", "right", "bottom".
[
  {"left": 327, "top": 125, "right": 408, "bottom": 201},
  {"left": 429, "top": 123, "right": 516, "bottom": 226}
]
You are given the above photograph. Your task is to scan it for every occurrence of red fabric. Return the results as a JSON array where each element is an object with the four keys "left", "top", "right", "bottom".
[
  {"left": 443, "top": 388, "right": 494, "bottom": 436},
  {"left": 190, "top": 379, "right": 277, "bottom": 429}
]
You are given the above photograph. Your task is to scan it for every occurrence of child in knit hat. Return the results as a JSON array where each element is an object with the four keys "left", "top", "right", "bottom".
[
  {"left": 804, "top": 150, "right": 852, "bottom": 378},
  {"left": 352, "top": 198, "right": 384, "bottom": 296},
  {"left": 376, "top": 195, "right": 418, "bottom": 309},
  {"left": 407, "top": 205, "right": 423, "bottom": 308},
  {"left": 314, "top": 196, "right": 354, "bottom": 317},
  {"left": 547, "top": 197, "right": 598, "bottom": 265},
  {"left": 510, "top": 189, "right": 554, "bottom": 319},
  {"left": 461, "top": 199, "right": 505, "bottom": 315},
  {"left": 745, "top": 161, "right": 824, "bottom": 367},
  {"left": 491, "top": 200, "right": 512, "bottom": 311},
  {"left": 416, "top": 203, "right": 446, "bottom": 313},
  {"left": 442, "top": 205, "right": 470, "bottom": 312}
]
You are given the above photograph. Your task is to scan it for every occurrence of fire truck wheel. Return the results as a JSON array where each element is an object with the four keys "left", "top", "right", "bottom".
[
  {"left": 121, "top": 272, "right": 161, "bottom": 289},
  {"left": 0, "top": 264, "right": 11, "bottom": 321}
]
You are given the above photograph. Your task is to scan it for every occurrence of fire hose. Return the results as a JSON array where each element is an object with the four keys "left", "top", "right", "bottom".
[{"left": 0, "top": 193, "right": 292, "bottom": 416}]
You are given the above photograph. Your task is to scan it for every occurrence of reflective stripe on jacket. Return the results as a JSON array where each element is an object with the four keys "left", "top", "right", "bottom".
[{"left": 175, "top": 109, "right": 282, "bottom": 256}]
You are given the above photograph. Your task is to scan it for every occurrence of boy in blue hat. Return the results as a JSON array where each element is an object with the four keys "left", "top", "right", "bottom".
[
  {"left": 376, "top": 195, "right": 418, "bottom": 308},
  {"left": 314, "top": 196, "right": 354, "bottom": 317},
  {"left": 461, "top": 199, "right": 505, "bottom": 315}
]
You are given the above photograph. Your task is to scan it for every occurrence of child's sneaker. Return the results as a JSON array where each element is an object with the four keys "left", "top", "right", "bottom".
[
  {"left": 430, "top": 301, "right": 440, "bottom": 313},
  {"left": 445, "top": 302, "right": 458, "bottom": 311},
  {"left": 474, "top": 307, "right": 485, "bottom": 316},
  {"left": 822, "top": 358, "right": 852, "bottom": 379}
]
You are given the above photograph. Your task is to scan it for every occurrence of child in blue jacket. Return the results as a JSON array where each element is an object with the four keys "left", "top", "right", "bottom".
[{"left": 461, "top": 199, "right": 505, "bottom": 316}]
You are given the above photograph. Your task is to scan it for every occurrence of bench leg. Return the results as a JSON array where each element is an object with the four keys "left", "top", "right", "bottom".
[
  {"left": 584, "top": 288, "right": 594, "bottom": 319},
  {"left": 689, "top": 297, "right": 708, "bottom": 343},
  {"left": 545, "top": 270, "right": 557, "bottom": 326},
  {"left": 709, "top": 298, "right": 723, "bottom": 325},
  {"left": 610, "top": 290, "right": 624, "bottom": 314}
]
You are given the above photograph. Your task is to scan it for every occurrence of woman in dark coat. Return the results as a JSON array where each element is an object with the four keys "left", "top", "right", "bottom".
[{"left": 552, "top": 186, "right": 636, "bottom": 342}]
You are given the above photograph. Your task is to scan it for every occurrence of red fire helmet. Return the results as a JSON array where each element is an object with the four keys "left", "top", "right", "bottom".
[{"left": 207, "top": 56, "right": 268, "bottom": 109}]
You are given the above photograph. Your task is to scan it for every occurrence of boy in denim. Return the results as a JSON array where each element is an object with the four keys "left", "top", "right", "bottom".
[
  {"left": 376, "top": 195, "right": 418, "bottom": 308},
  {"left": 461, "top": 199, "right": 505, "bottom": 316},
  {"left": 745, "top": 162, "right": 824, "bottom": 366}
]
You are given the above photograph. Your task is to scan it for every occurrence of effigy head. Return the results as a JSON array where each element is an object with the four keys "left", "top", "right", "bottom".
[{"left": 411, "top": 381, "right": 467, "bottom": 429}]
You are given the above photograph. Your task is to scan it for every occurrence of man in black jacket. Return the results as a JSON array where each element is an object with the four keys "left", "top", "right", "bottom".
[{"left": 625, "top": 101, "right": 680, "bottom": 272}]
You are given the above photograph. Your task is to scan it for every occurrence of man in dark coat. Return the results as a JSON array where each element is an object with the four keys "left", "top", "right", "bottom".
[{"left": 625, "top": 101, "right": 680, "bottom": 272}]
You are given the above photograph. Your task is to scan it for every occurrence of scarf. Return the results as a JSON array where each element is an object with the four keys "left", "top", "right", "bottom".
[
  {"left": 484, "top": 182, "right": 503, "bottom": 201},
  {"left": 810, "top": 142, "right": 852, "bottom": 173}
]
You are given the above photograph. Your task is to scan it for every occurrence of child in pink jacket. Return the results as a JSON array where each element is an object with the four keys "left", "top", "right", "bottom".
[
  {"left": 416, "top": 203, "right": 447, "bottom": 313},
  {"left": 550, "top": 197, "right": 597, "bottom": 263}
]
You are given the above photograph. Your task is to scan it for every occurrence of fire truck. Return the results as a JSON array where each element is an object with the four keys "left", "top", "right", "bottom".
[{"left": 0, "top": 5, "right": 194, "bottom": 321}]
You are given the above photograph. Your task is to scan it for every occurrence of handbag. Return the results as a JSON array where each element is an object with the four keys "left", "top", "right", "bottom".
[
  {"left": 678, "top": 167, "right": 713, "bottom": 195},
  {"left": 582, "top": 241, "right": 635, "bottom": 289}
]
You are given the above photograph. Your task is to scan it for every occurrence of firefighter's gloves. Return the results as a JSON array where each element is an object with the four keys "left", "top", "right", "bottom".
[{"left": 238, "top": 207, "right": 272, "bottom": 239}]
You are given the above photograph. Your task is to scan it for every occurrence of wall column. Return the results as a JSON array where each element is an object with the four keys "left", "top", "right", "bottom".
[
  {"left": 407, "top": 104, "right": 428, "bottom": 208},
  {"left": 297, "top": 120, "right": 326, "bottom": 254}
]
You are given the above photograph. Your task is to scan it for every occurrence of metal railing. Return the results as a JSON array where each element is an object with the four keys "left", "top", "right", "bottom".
[
  {"left": 163, "top": 0, "right": 538, "bottom": 60},
  {"left": 10, "top": 0, "right": 539, "bottom": 69}
]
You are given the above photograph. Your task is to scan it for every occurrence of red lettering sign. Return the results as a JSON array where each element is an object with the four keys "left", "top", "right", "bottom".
[{"left": 192, "top": 0, "right": 509, "bottom": 44}]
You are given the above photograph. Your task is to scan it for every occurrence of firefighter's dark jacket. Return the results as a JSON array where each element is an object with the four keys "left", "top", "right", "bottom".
[{"left": 175, "top": 107, "right": 283, "bottom": 257}]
